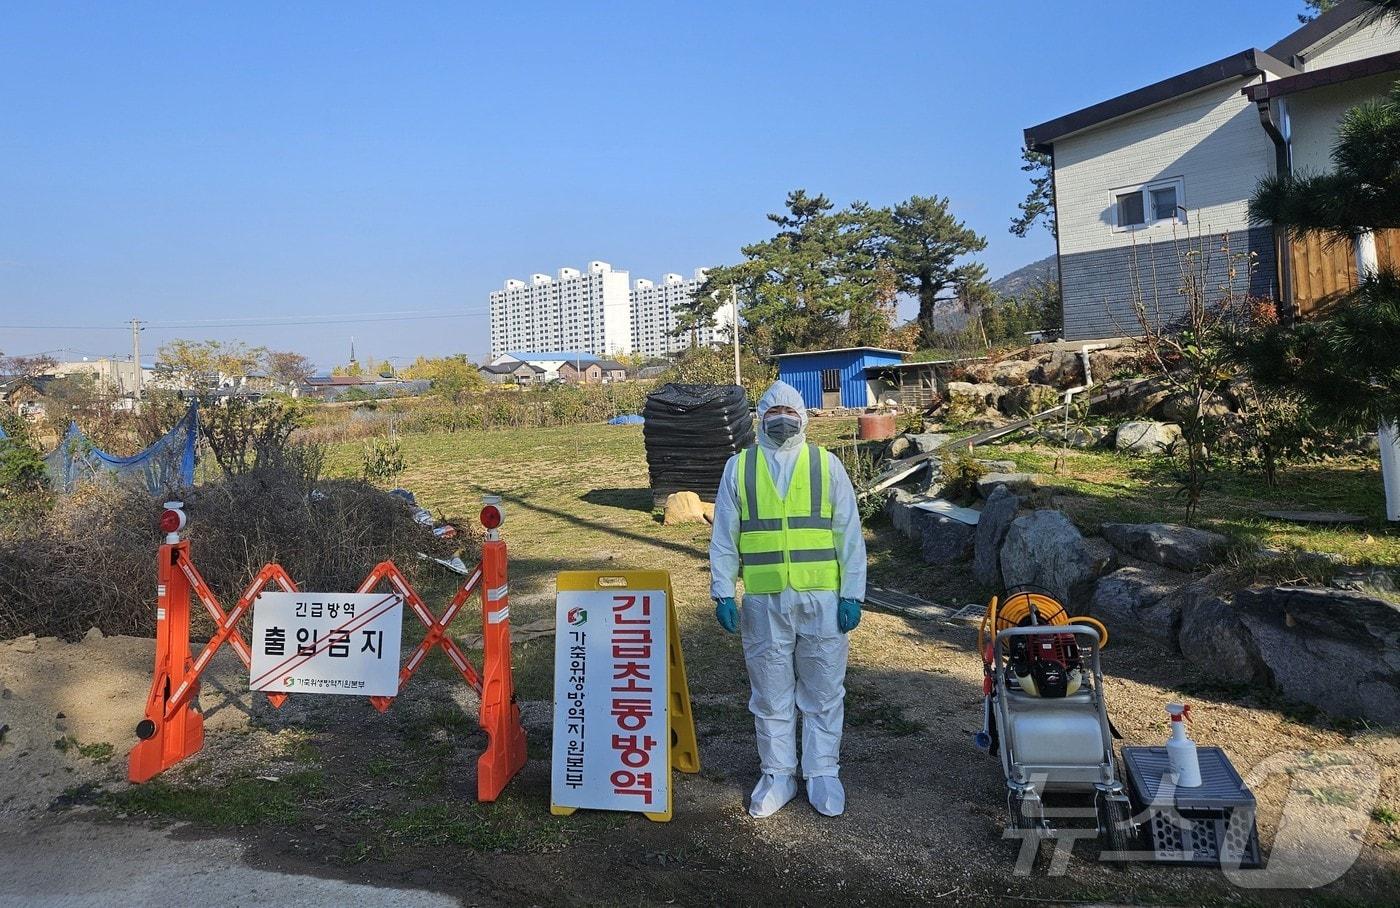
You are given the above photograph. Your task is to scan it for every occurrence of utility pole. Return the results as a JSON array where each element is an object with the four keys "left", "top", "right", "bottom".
[
  {"left": 730, "top": 285, "right": 741, "bottom": 387},
  {"left": 130, "top": 318, "right": 144, "bottom": 401}
]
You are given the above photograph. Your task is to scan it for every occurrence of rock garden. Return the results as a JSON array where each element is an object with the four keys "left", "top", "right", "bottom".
[{"left": 863, "top": 341, "right": 1400, "bottom": 728}]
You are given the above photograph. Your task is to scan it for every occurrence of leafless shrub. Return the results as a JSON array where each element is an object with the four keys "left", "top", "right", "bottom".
[
  {"left": 0, "top": 466, "right": 472, "bottom": 641},
  {"left": 201, "top": 397, "right": 303, "bottom": 476},
  {"left": 1119, "top": 224, "right": 1254, "bottom": 522}
]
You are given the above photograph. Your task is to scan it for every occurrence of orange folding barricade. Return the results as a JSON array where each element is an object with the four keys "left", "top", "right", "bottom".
[{"left": 128, "top": 505, "right": 527, "bottom": 802}]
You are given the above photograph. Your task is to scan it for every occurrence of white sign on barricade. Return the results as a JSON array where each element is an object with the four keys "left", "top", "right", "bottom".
[
  {"left": 249, "top": 591, "right": 404, "bottom": 697},
  {"left": 550, "top": 586, "right": 669, "bottom": 816}
]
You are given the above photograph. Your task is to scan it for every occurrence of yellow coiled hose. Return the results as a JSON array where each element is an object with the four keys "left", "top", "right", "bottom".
[{"left": 978, "top": 592, "right": 1109, "bottom": 656}]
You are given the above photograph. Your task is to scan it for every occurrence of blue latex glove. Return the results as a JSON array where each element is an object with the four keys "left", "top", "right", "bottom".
[
  {"left": 837, "top": 598, "right": 862, "bottom": 633},
  {"left": 714, "top": 597, "right": 739, "bottom": 633}
]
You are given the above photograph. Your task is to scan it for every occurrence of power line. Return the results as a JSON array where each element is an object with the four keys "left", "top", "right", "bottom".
[
  {"left": 0, "top": 308, "right": 491, "bottom": 332},
  {"left": 0, "top": 323, "right": 127, "bottom": 331},
  {"left": 147, "top": 311, "right": 489, "bottom": 330}
]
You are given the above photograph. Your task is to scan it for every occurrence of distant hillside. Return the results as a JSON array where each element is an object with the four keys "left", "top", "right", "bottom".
[
  {"left": 915, "top": 254, "right": 1058, "bottom": 332},
  {"left": 991, "top": 255, "right": 1056, "bottom": 299}
]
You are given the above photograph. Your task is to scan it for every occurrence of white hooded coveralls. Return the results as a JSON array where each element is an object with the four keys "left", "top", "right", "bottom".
[{"left": 710, "top": 381, "right": 867, "bottom": 781}]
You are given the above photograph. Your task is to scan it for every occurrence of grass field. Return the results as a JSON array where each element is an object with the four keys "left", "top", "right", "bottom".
[
  {"left": 326, "top": 419, "right": 1400, "bottom": 627},
  {"left": 986, "top": 439, "right": 1400, "bottom": 568},
  {"left": 326, "top": 422, "right": 749, "bottom": 700}
]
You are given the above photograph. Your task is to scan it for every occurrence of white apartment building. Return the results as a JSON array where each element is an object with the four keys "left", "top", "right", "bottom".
[
  {"left": 489, "top": 261, "right": 633, "bottom": 359},
  {"left": 629, "top": 268, "right": 733, "bottom": 359},
  {"left": 489, "top": 262, "right": 732, "bottom": 360}
]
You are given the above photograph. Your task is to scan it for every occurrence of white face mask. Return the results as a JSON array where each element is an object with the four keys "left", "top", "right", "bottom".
[{"left": 763, "top": 412, "right": 802, "bottom": 443}]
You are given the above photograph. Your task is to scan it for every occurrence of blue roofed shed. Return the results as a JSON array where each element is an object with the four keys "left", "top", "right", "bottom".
[{"left": 774, "top": 347, "right": 909, "bottom": 410}]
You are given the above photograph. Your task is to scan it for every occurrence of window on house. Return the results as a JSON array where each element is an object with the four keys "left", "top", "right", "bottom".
[
  {"left": 1116, "top": 191, "right": 1145, "bottom": 228},
  {"left": 820, "top": 368, "right": 840, "bottom": 393},
  {"left": 1151, "top": 185, "right": 1179, "bottom": 221},
  {"left": 1112, "top": 178, "right": 1185, "bottom": 230}
]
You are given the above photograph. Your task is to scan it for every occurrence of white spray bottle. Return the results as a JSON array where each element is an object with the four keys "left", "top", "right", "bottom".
[{"left": 1165, "top": 702, "right": 1201, "bottom": 788}]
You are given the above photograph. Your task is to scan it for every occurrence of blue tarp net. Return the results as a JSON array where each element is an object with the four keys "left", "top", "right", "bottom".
[
  {"left": 45, "top": 403, "right": 198, "bottom": 495},
  {"left": 608, "top": 414, "right": 644, "bottom": 425}
]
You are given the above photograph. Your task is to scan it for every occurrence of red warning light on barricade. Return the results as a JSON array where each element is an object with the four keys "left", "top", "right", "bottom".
[
  {"left": 160, "top": 501, "right": 186, "bottom": 536},
  {"left": 480, "top": 503, "right": 503, "bottom": 529}
]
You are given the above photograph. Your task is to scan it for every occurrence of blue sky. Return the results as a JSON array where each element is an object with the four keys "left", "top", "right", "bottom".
[{"left": 1, "top": 1, "right": 1307, "bottom": 368}]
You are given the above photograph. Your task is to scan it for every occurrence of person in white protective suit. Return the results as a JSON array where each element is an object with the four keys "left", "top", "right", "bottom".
[{"left": 710, "top": 380, "right": 867, "bottom": 818}]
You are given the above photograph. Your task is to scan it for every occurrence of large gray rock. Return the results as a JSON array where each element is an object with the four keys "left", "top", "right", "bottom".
[
  {"left": 1234, "top": 587, "right": 1400, "bottom": 724},
  {"left": 885, "top": 487, "right": 922, "bottom": 538},
  {"left": 1091, "top": 565, "right": 1186, "bottom": 644},
  {"left": 1000, "top": 383, "right": 1060, "bottom": 416},
  {"left": 976, "top": 472, "right": 1038, "bottom": 498},
  {"left": 945, "top": 382, "right": 1005, "bottom": 422},
  {"left": 1100, "top": 522, "right": 1230, "bottom": 571},
  {"left": 1084, "top": 538, "right": 1120, "bottom": 582},
  {"left": 917, "top": 513, "right": 976, "bottom": 564},
  {"left": 1331, "top": 567, "right": 1398, "bottom": 596},
  {"left": 974, "top": 485, "right": 1021, "bottom": 588},
  {"left": 886, "top": 489, "right": 976, "bottom": 564},
  {"left": 1178, "top": 596, "right": 1268, "bottom": 684},
  {"left": 1031, "top": 351, "right": 1082, "bottom": 387},
  {"left": 908, "top": 432, "right": 951, "bottom": 455},
  {"left": 1087, "top": 347, "right": 1143, "bottom": 381},
  {"left": 999, "top": 510, "right": 1113, "bottom": 611},
  {"left": 887, "top": 434, "right": 913, "bottom": 459},
  {"left": 990, "top": 359, "right": 1036, "bottom": 387},
  {"left": 1097, "top": 378, "right": 1172, "bottom": 417},
  {"left": 1115, "top": 420, "right": 1182, "bottom": 455}
]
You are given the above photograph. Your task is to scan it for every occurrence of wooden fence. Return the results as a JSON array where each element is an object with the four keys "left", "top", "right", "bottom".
[{"left": 1291, "top": 228, "right": 1400, "bottom": 317}]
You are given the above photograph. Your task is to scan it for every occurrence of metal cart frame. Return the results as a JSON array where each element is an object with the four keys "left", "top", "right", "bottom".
[{"left": 991, "top": 624, "right": 1132, "bottom": 843}]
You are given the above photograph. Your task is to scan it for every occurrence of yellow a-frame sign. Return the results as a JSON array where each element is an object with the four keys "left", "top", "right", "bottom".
[{"left": 550, "top": 570, "right": 698, "bottom": 822}]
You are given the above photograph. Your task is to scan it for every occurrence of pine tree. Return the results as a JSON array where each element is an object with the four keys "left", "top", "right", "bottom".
[
  {"left": 1009, "top": 147, "right": 1057, "bottom": 239},
  {"left": 886, "top": 195, "right": 987, "bottom": 346},
  {"left": 1298, "top": 0, "right": 1338, "bottom": 23},
  {"left": 692, "top": 191, "right": 896, "bottom": 357}
]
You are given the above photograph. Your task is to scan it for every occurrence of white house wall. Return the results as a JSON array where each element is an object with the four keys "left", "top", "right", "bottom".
[
  {"left": 1052, "top": 76, "right": 1278, "bottom": 339},
  {"left": 1287, "top": 71, "right": 1398, "bottom": 174},
  {"left": 1303, "top": 15, "right": 1400, "bottom": 69}
]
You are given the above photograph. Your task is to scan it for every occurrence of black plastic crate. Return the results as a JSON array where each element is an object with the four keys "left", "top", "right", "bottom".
[{"left": 1121, "top": 745, "right": 1262, "bottom": 868}]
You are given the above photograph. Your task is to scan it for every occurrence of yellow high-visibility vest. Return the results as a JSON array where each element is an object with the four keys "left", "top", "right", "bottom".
[{"left": 736, "top": 443, "right": 839, "bottom": 593}]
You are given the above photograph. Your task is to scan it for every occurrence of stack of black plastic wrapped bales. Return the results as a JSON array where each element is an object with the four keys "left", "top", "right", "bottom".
[{"left": 642, "top": 383, "right": 755, "bottom": 507}]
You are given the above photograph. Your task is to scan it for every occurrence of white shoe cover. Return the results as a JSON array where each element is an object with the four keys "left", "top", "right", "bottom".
[
  {"left": 748, "top": 773, "right": 798, "bottom": 818},
  {"left": 807, "top": 775, "right": 845, "bottom": 817}
]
